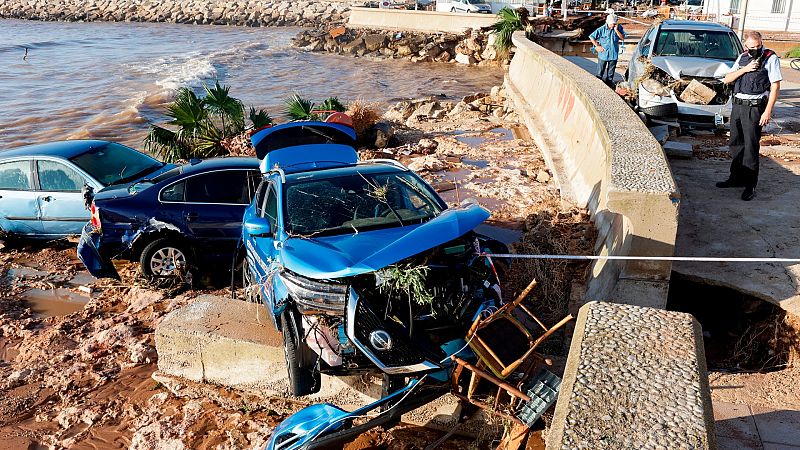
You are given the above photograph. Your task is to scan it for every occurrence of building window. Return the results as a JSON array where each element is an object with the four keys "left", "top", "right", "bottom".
[
  {"left": 730, "top": 0, "right": 741, "bottom": 13},
  {"left": 771, "top": 0, "right": 786, "bottom": 13}
]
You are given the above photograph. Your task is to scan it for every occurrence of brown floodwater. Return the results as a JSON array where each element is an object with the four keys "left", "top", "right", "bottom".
[
  {"left": 21, "top": 288, "right": 89, "bottom": 317},
  {"left": 0, "top": 19, "right": 504, "bottom": 150}
]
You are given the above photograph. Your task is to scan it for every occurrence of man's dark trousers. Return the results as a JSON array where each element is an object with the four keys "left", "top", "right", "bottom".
[
  {"left": 728, "top": 100, "right": 766, "bottom": 187},
  {"left": 596, "top": 59, "right": 617, "bottom": 85}
]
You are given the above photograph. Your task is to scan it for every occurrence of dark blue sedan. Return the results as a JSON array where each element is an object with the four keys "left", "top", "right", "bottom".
[
  {"left": 0, "top": 140, "right": 170, "bottom": 239},
  {"left": 77, "top": 157, "right": 261, "bottom": 279}
]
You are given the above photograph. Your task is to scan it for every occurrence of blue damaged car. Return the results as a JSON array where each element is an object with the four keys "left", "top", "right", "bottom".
[
  {"left": 0, "top": 140, "right": 170, "bottom": 239},
  {"left": 241, "top": 120, "right": 506, "bottom": 396}
]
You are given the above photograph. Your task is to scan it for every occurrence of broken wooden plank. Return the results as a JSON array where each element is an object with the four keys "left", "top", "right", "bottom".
[{"left": 497, "top": 423, "right": 530, "bottom": 450}]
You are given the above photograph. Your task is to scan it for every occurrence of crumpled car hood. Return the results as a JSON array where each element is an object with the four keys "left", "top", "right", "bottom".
[
  {"left": 280, "top": 203, "right": 490, "bottom": 279},
  {"left": 651, "top": 56, "right": 734, "bottom": 79}
]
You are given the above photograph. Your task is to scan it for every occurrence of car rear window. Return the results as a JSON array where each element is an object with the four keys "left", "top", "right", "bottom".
[
  {"left": 653, "top": 30, "right": 740, "bottom": 60},
  {"left": 70, "top": 142, "right": 164, "bottom": 186}
]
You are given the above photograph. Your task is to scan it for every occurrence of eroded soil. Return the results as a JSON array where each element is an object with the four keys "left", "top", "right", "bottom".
[{"left": 0, "top": 92, "right": 594, "bottom": 449}]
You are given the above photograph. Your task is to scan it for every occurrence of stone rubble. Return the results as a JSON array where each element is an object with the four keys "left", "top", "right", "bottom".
[
  {"left": 0, "top": 0, "right": 352, "bottom": 28},
  {"left": 293, "top": 26, "right": 503, "bottom": 65}
]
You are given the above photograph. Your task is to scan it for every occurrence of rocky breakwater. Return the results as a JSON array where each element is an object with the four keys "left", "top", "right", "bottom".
[
  {"left": 293, "top": 26, "right": 501, "bottom": 65},
  {"left": 0, "top": 0, "right": 351, "bottom": 27}
]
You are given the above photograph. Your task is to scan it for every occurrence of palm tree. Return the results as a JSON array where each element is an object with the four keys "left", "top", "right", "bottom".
[
  {"left": 144, "top": 82, "right": 272, "bottom": 162},
  {"left": 492, "top": 7, "right": 532, "bottom": 55}
]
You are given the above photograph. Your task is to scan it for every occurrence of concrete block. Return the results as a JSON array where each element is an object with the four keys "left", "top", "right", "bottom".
[
  {"left": 664, "top": 140, "right": 694, "bottom": 158},
  {"left": 154, "top": 295, "right": 379, "bottom": 405},
  {"left": 155, "top": 296, "right": 284, "bottom": 387},
  {"left": 648, "top": 125, "right": 670, "bottom": 145},
  {"left": 547, "top": 302, "right": 716, "bottom": 450}
]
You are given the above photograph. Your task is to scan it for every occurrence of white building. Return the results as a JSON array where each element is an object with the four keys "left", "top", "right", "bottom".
[{"left": 703, "top": 0, "right": 800, "bottom": 32}]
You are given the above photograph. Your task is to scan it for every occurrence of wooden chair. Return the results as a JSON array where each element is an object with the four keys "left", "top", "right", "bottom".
[{"left": 466, "top": 279, "right": 573, "bottom": 380}]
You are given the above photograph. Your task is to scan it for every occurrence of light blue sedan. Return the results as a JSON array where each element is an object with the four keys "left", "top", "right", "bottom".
[{"left": 0, "top": 140, "right": 171, "bottom": 239}]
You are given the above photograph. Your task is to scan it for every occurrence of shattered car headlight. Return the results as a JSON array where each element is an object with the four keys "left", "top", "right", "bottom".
[{"left": 280, "top": 271, "right": 348, "bottom": 315}]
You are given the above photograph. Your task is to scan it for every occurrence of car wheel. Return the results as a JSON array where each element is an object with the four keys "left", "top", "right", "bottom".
[
  {"left": 139, "top": 238, "right": 191, "bottom": 278},
  {"left": 281, "top": 307, "right": 321, "bottom": 396}
]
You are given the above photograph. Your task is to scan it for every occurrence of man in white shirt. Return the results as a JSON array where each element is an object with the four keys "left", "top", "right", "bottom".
[{"left": 716, "top": 30, "right": 782, "bottom": 201}]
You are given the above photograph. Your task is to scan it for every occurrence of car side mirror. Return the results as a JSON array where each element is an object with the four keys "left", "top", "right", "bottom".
[{"left": 244, "top": 217, "right": 272, "bottom": 238}]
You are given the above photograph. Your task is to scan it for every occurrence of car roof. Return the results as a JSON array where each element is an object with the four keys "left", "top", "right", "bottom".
[
  {"left": 0, "top": 140, "right": 117, "bottom": 160},
  {"left": 659, "top": 20, "right": 733, "bottom": 31},
  {"left": 284, "top": 161, "right": 405, "bottom": 183},
  {"left": 179, "top": 156, "right": 260, "bottom": 175}
]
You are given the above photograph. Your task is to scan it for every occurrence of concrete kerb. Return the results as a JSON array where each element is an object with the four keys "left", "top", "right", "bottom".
[
  {"left": 546, "top": 301, "right": 716, "bottom": 449},
  {"left": 505, "top": 31, "right": 679, "bottom": 308}
]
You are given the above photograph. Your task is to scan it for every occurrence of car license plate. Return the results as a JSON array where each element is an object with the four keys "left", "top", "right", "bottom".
[{"left": 714, "top": 113, "right": 724, "bottom": 127}]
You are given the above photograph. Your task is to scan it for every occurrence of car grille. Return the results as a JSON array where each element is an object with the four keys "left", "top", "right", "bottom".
[{"left": 351, "top": 298, "right": 427, "bottom": 368}]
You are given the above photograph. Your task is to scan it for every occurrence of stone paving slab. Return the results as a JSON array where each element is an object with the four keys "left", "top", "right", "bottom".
[
  {"left": 714, "top": 401, "right": 800, "bottom": 450},
  {"left": 751, "top": 406, "right": 800, "bottom": 447}
]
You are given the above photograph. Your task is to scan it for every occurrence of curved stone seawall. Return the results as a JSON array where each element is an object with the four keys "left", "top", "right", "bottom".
[
  {"left": 505, "top": 31, "right": 679, "bottom": 308},
  {"left": 0, "top": 0, "right": 352, "bottom": 27}
]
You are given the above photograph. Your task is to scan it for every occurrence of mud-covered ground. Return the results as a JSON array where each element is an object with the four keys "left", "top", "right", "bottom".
[{"left": 0, "top": 92, "right": 594, "bottom": 449}]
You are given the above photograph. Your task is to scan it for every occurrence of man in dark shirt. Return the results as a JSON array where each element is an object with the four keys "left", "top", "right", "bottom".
[{"left": 717, "top": 30, "right": 782, "bottom": 201}]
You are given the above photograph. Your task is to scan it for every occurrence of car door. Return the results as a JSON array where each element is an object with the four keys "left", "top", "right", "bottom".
[
  {"left": 182, "top": 169, "right": 260, "bottom": 255},
  {"left": 245, "top": 177, "right": 282, "bottom": 309},
  {"left": 35, "top": 159, "right": 94, "bottom": 236},
  {"left": 0, "top": 159, "right": 43, "bottom": 235}
]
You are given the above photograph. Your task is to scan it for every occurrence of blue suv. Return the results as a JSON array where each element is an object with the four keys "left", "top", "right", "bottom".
[{"left": 242, "top": 120, "right": 505, "bottom": 396}]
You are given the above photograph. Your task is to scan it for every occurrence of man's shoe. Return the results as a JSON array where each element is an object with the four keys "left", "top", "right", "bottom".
[
  {"left": 716, "top": 179, "right": 744, "bottom": 188},
  {"left": 741, "top": 186, "right": 756, "bottom": 201}
]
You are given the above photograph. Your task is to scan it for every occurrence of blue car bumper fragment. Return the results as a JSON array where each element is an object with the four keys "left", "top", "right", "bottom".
[
  {"left": 77, "top": 224, "right": 120, "bottom": 280},
  {"left": 265, "top": 378, "right": 447, "bottom": 450}
]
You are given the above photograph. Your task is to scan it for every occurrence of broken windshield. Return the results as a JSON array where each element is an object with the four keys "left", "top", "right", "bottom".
[
  {"left": 653, "top": 30, "right": 740, "bottom": 60},
  {"left": 284, "top": 171, "right": 444, "bottom": 237}
]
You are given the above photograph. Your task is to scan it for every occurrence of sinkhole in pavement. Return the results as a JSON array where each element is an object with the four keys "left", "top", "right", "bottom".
[{"left": 667, "top": 272, "right": 800, "bottom": 373}]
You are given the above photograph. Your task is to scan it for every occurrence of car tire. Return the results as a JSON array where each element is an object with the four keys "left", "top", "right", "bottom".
[
  {"left": 281, "top": 307, "right": 321, "bottom": 396},
  {"left": 139, "top": 238, "right": 191, "bottom": 278}
]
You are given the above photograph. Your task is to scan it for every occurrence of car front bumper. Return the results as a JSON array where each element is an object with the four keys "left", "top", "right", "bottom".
[
  {"left": 77, "top": 224, "right": 121, "bottom": 279},
  {"left": 638, "top": 87, "right": 732, "bottom": 128}
]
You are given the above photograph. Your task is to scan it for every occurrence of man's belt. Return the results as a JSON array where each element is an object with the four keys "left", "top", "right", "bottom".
[{"left": 733, "top": 97, "right": 767, "bottom": 107}]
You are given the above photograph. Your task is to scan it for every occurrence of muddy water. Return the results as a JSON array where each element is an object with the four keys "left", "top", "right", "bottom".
[
  {"left": 0, "top": 19, "right": 503, "bottom": 150},
  {"left": 21, "top": 288, "right": 89, "bottom": 317}
]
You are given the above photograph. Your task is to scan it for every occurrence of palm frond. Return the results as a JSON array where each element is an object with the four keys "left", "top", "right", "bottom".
[
  {"left": 249, "top": 107, "right": 273, "bottom": 129},
  {"left": 203, "top": 81, "right": 245, "bottom": 135},
  {"left": 144, "top": 125, "right": 192, "bottom": 163},
  {"left": 319, "top": 97, "right": 347, "bottom": 113},
  {"left": 284, "top": 93, "right": 316, "bottom": 121}
]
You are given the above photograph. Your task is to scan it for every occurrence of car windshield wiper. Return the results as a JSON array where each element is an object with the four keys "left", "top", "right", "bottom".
[
  {"left": 302, "top": 126, "right": 336, "bottom": 143},
  {"left": 110, "top": 163, "right": 165, "bottom": 185}
]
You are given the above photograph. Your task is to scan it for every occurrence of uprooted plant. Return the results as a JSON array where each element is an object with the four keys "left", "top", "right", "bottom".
[
  {"left": 284, "top": 93, "right": 347, "bottom": 121},
  {"left": 144, "top": 81, "right": 273, "bottom": 162},
  {"left": 376, "top": 263, "right": 434, "bottom": 308}
]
